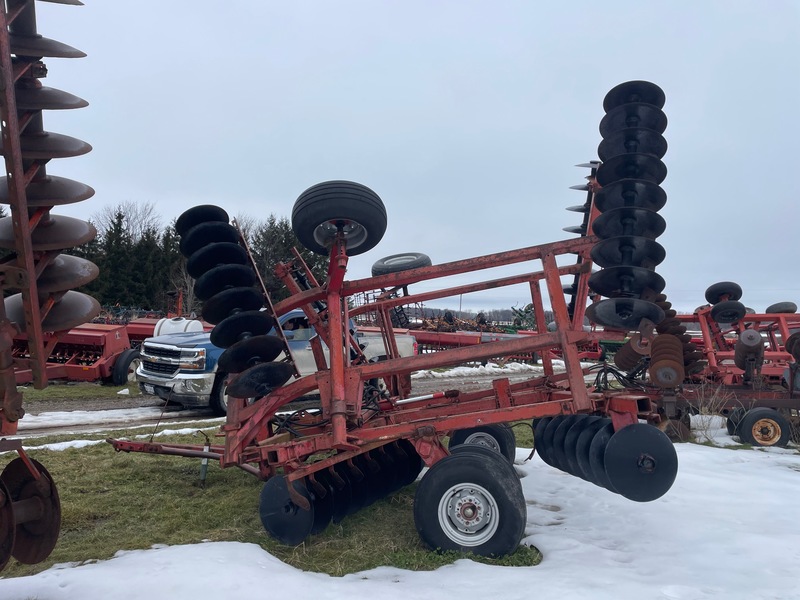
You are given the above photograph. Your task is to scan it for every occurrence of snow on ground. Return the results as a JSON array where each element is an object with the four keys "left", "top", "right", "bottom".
[{"left": 2, "top": 418, "right": 799, "bottom": 599}]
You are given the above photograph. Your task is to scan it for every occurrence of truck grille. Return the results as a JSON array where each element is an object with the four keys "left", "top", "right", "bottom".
[
  {"left": 142, "top": 360, "right": 179, "bottom": 376},
  {"left": 142, "top": 344, "right": 182, "bottom": 360}
]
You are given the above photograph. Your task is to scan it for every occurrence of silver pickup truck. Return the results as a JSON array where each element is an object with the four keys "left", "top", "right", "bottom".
[{"left": 135, "top": 309, "right": 417, "bottom": 415}]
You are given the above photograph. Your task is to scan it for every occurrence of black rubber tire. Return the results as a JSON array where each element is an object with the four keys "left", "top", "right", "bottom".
[
  {"left": 210, "top": 372, "right": 229, "bottom": 416},
  {"left": 710, "top": 300, "right": 746, "bottom": 324},
  {"left": 291, "top": 180, "right": 387, "bottom": 256},
  {"left": 725, "top": 407, "right": 746, "bottom": 436},
  {"left": 737, "top": 408, "right": 791, "bottom": 447},
  {"left": 413, "top": 452, "right": 526, "bottom": 556},
  {"left": 448, "top": 424, "right": 516, "bottom": 465},
  {"left": 704, "top": 281, "right": 743, "bottom": 304},
  {"left": 371, "top": 252, "right": 432, "bottom": 276},
  {"left": 111, "top": 349, "right": 141, "bottom": 386},
  {"left": 765, "top": 301, "right": 797, "bottom": 314}
]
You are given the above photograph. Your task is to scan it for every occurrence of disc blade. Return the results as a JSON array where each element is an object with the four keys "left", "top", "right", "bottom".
[
  {"left": 588, "top": 266, "right": 666, "bottom": 298},
  {"left": 586, "top": 298, "right": 665, "bottom": 330},
  {"left": 0, "top": 175, "right": 94, "bottom": 206},
  {"left": 596, "top": 153, "right": 667, "bottom": 187},
  {"left": 259, "top": 477, "right": 314, "bottom": 546},
  {"left": 562, "top": 415, "right": 595, "bottom": 477},
  {"left": 0, "top": 131, "right": 91, "bottom": 160},
  {"left": 194, "top": 264, "right": 257, "bottom": 302},
  {"left": 592, "top": 207, "right": 666, "bottom": 240},
  {"left": 186, "top": 242, "right": 248, "bottom": 278},
  {"left": 10, "top": 33, "right": 85, "bottom": 58},
  {"left": 598, "top": 127, "right": 667, "bottom": 162},
  {"left": 590, "top": 236, "right": 666, "bottom": 269},
  {"left": 201, "top": 287, "right": 263, "bottom": 325},
  {"left": 1, "top": 458, "right": 61, "bottom": 564},
  {"left": 179, "top": 222, "right": 239, "bottom": 257},
  {"left": 599, "top": 102, "right": 668, "bottom": 137},
  {"left": 218, "top": 335, "right": 285, "bottom": 373},
  {"left": 603, "top": 80, "right": 665, "bottom": 112},
  {"left": 0, "top": 215, "right": 97, "bottom": 251},
  {"left": 588, "top": 422, "right": 617, "bottom": 491},
  {"left": 5, "top": 290, "right": 101, "bottom": 332},
  {"left": 574, "top": 417, "right": 606, "bottom": 481},
  {"left": 14, "top": 85, "right": 88, "bottom": 110},
  {"left": 551, "top": 415, "right": 581, "bottom": 472},
  {"left": 593, "top": 179, "right": 667, "bottom": 213},
  {"left": 36, "top": 254, "right": 99, "bottom": 293},
  {"left": 176, "top": 204, "right": 229, "bottom": 237},
  {"left": 210, "top": 310, "right": 275, "bottom": 348},
  {"left": 603, "top": 424, "right": 678, "bottom": 502},
  {"left": 227, "top": 362, "right": 294, "bottom": 397}
]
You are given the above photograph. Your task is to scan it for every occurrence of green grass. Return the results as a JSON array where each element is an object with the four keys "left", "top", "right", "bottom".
[
  {"left": 18, "top": 381, "right": 139, "bottom": 402},
  {"left": 2, "top": 425, "right": 541, "bottom": 578}
]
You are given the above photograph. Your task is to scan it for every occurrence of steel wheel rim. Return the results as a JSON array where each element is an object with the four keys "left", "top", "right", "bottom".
[
  {"left": 460, "top": 432, "right": 502, "bottom": 453},
  {"left": 437, "top": 482, "right": 499, "bottom": 546},
  {"left": 751, "top": 418, "right": 781, "bottom": 445},
  {"left": 313, "top": 219, "right": 368, "bottom": 250}
]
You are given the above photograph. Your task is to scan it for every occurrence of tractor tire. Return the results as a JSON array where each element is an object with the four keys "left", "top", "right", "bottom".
[
  {"left": 210, "top": 372, "right": 230, "bottom": 416},
  {"left": 371, "top": 252, "right": 432, "bottom": 276},
  {"left": 725, "top": 407, "right": 746, "bottom": 436},
  {"left": 710, "top": 300, "right": 746, "bottom": 324},
  {"left": 291, "top": 180, "right": 387, "bottom": 256},
  {"left": 110, "top": 349, "right": 141, "bottom": 386},
  {"left": 765, "top": 301, "right": 797, "bottom": 314},
  {"left": 448, "top": 424, "right": 516, "bottom": 464},
  {"left": 413, "top": 451, "right": 525, "bottom": 556},
  {"left": 737, "top": 408, "right": 791, "bottom": 447},
  {"left": 704, "top": 281, "right": 743, "bottom": 304}
]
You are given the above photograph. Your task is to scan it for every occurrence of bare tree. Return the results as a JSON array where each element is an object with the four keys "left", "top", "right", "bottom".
[{"left": 92, "top": 200, "right": 162, "bottom": 242}]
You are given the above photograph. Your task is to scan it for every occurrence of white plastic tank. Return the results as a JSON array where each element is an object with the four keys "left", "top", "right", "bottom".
[{"left": 153, "top": 317, "right": 204, "bottom": 336}]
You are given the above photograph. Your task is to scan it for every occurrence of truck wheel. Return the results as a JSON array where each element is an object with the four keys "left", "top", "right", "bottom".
[
  {"left": 210, "top": 373, "right": 229, "bottom": 416},
  {"left": 291, "top": 180, "right": 387, "bottom": 256},
  {"left": 738, "top": 408, "right": 790, "bottom": 447},
  {"left": 448, "top": 424, "right": 516, "bottom": 465},
  {"left": 371, "top": 252, "right": 432, "bottom": 276},
  {"left": 111, "top": 349, "right": 141, "bottom": 386},
  {"left": 413, "top": 451, "right": 525, "bottom": 556}
]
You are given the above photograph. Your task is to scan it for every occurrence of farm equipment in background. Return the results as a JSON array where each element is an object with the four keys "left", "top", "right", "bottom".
[
  {"left": 607, "top": 282, "right": 800, "bottom": 445},
  {"left": 109, "top": 80, "right": 682, "bottom": 557},
  {"left": 0, "top": 1, "right": 99, "bottom": 573}
]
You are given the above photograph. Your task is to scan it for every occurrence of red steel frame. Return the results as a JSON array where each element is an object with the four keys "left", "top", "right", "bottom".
[{"left": 112, "top": 225, "right": 663, "bottom": 507}]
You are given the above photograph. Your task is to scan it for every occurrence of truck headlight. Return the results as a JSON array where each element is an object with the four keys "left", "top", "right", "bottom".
[{"left": 179, "top": 348, "right": 206, "bottom": 370}]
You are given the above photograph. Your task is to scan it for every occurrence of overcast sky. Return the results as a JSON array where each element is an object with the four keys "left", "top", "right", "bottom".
[{"left": 34, "top": 1, "right": 799, "bottom": 314}]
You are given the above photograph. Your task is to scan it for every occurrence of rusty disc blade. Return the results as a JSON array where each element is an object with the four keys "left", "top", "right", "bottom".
[
  {"left": 201, "top": 287, "right": 263, "bottom": 325},
  {"left": 0, "top": 214, "right": 97, "bottom": 251},
  {"left": 650, "top": 358, "right": 685, "bottom": 387},
  {"left": 586, "top": 297, "right": 665, "bottom": 330},
  {"left": 14, "top": 85, "right": 88, "bottom": 110},
  {"left": 590, "top": 236, "right": 665, "bottom": 269},
  {"left": 598, "top": 127, "right": 668, "bottom": 162},
  {"left": 0, "top": 458, "right": 61, "bottom": 564},
  {"left": 600, "top": 102, "right": 668, "bottom": 137},
  {"left": 603, "top": 80, "right": 665, "bottom": 112},
  {"left": 0, "top": 131, "right": 92, "bottom": 160},
  {"left": 176, "top": 204, "right": 229, "bottom": 237},
  {"left": 194, "top": 264, "right": 256, "bottom": 301},
  {"left": 186, "top": 242, "right": 248, "bottom": 278},
  {"left": 179, "top": 222, "right": 239, "bottom": 257},
  {"left": 36, "top": 254, "right": 99, "bottom": 293},
  {"left": 0, "top": 175, "right": 94, "bottom": 206},
  {"left": 5, "top": 290, "right": 101, "bottom": 332},
  {"left": 218, "top": 335, "right": 285, "bottom": 373},
  {"left": 592, "top": 207, "right": 666, "bottom": 240},
  {"left": 210, "top": 310, "right": 275, "bottom": 348},
  {"left": 9, "top": 33, "right": 85, "bottom": 58},
  {"left": 228, "top": 362, "right": 294, "bottom": 398}
]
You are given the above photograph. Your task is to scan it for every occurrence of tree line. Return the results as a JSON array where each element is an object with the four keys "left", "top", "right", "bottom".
[{"left": 70, "top": 201, "right": 328, "bottom": 317}]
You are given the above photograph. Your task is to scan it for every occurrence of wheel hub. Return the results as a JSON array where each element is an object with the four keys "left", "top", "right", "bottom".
[
  {"left": 752, "top": 419, "right": 780, "bottom": 444},
  {"left": 439, "top": 483, "right": 499, "bottom": 545}
]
